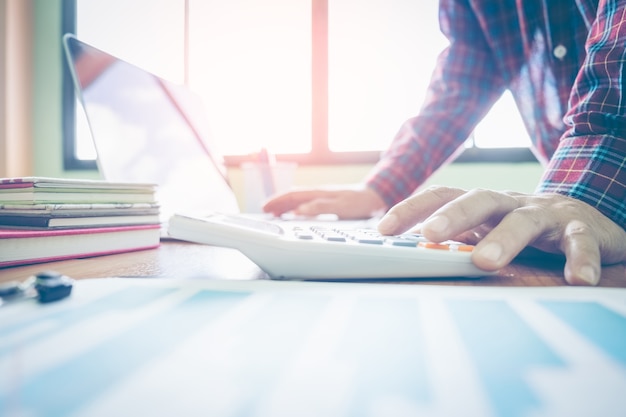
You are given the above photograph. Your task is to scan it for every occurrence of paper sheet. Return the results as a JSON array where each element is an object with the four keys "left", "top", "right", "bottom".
[{"left": 1, "top": 278, "right": 625, "bottom": 417}]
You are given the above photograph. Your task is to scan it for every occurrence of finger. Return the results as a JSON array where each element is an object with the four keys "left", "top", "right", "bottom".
[
  {"left": 378, "top": 186, "right": 466, "bottom": 235},
  {"left": 262, "top": 190, "right": 335, "bottom": 215},
  {"left": 420, "top": 189, "right": 519, "bottom": 243},
  {"left": 294, "top": 198, "right": 339, "bottom": 217},
  {"left": 296, "top": 198, "right": 380, "bottom": 220},
  {"left": 560, "top": 220, "right": 601, "bottom": 286},
  {"left": 471, "top": 205, "right": 551, "bottom": 270}
]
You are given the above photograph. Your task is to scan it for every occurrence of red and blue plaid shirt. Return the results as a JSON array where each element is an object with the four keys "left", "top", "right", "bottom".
[{"left": 366, "top": 0, "right": 626, "bottom": 230}]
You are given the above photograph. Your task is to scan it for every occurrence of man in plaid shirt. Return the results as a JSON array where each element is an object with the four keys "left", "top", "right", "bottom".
[{"left": 264, "top": 0, "right": 626, "bottom": 286}]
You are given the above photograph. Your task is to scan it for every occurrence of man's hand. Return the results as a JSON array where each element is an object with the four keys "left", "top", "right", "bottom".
[
  {"left": 262, "top": 185, "right": 387, "bottom": 220},
  {"left": 377, "top": 186, "right": 626, "bottom": 286}
]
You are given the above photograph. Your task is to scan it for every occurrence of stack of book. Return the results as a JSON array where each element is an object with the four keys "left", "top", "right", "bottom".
[{"left": 0, "top": 177, "right": 162, "bottom": 268}]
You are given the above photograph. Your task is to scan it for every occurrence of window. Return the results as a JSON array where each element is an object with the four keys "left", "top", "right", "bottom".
[{"left": 63, "top": 0, "right": 534, "bottom": 170}]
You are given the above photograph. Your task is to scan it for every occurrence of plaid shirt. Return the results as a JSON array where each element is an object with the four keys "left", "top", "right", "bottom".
[{"left": 366, "top": 0, "right": 626, "bottom": 230}]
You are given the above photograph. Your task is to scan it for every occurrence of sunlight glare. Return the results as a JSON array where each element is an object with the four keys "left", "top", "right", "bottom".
[{"left": 188, "top": 0, "right": 311, "bottom": 155}]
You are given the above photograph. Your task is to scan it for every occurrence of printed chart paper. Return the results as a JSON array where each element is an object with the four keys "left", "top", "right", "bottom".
[{"left": 1, "top": 279, "right": 625, "bottom": 417}]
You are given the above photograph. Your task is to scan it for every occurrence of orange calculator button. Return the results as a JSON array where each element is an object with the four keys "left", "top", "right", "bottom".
[
  {"left": 418, "top": 242, "right": 475, "bottom": 252},
  {"left": 418, "top": 242, "right": 451, "bottom": 250}
]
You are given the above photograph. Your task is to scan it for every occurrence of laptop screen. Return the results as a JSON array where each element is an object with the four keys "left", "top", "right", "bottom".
[{"left": 63, "top": 34, "right": 240, "bottom": 219}]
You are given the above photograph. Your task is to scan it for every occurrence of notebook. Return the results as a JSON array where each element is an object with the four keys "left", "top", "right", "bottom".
[{"left": 62, "top": 34, "right": 241, "bottom": 225}]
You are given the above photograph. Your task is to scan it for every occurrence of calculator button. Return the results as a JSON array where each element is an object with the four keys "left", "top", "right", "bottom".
[
  {"left": 399, "top": 234, "right": 429, "bottom": 242},
  {"left": 320, "top": 230, "right": 346, "bottom": 242},
  {"left": 310, "top": 227, "right": 347, "bottom": 242},
  {"left": 418, "top": 242, "right": 475, "bottom": 252},
  {"left": 295, "top": 232, "right": 314, "bottom": 240},
  {"left": 348, "top": 232, "right": 384, "bottom": 244},
  {"left": 418, "top": 242, "right": 451, "bottom": 250},
  {"left": 385, "top": 236, "right": 418, "bottom": 247},
  {"left": 355, "top": 237, "right": 384, "bottom": 244}
]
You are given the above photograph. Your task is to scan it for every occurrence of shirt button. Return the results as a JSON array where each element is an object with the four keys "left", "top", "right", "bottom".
[{"left": 553, "top": 44, "right": 567, "bottom": 60}]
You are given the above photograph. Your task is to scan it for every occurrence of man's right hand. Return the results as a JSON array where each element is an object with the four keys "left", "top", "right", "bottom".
[{"left": 262, "top": 185, "right": 388, "bottom": 220}]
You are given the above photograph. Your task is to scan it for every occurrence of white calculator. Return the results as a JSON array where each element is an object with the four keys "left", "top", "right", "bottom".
[{"left": 167, "top": 212, "right": 492, "bottom": 280}]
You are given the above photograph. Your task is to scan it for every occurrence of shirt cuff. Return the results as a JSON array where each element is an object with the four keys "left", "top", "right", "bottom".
[{"left": 536, "top": 134, "right": 626, "bottom": 230}]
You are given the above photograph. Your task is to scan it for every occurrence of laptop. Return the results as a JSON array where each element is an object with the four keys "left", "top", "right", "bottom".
[{"left": 62, "top": 34, "right": 241, "bottom": 226}]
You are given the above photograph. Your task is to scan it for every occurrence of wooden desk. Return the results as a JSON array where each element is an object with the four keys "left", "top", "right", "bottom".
[{"left": 1, "top": 240, "right": 625, "bottom": 287}]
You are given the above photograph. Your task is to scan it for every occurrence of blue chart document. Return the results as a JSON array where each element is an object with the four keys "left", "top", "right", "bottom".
[{"left": 1, "top": 278, "right": 625, "bottom": 417}]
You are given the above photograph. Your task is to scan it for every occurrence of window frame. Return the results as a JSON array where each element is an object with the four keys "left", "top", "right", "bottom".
[
  {"left": 61, "top": 0, "right": 535, "bottom": 171},
  {"left": 62, "top": 0, "right": 97, "bottom": 170}
]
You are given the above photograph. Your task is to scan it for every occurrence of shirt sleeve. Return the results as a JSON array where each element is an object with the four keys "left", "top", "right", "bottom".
[
  {"left": 537, "top": 0, "right": 626, "bottom": 230},
  {"left": 365, "top": 0, "right": 506, "bottom": 207}
]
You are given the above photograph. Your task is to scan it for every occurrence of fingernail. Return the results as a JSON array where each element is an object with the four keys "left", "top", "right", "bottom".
[
  {"left": 378, "top": 213, "right": 399, "bottom": 233},
  {"left": 478, "top": 242, "right": 503, "bottom": 264},
  {"left": 423, "top": 215, "right": 449, "bottom": 234},
  {"left": 577, "top": 266, "right": 599, "bottom": 286}
]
